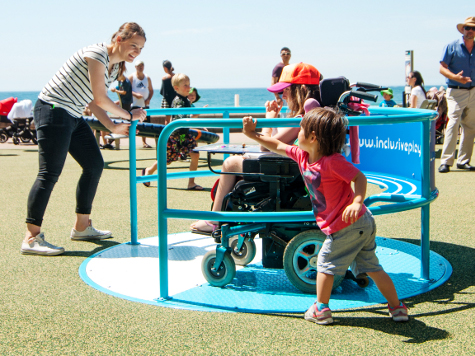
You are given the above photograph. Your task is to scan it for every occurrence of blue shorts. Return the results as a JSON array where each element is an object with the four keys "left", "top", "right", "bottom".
[{"left": 317, "top": 210, "right": 382, "bottom": 276}]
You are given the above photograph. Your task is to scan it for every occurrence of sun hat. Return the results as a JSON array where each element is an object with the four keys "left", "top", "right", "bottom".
[
  {"left": 189, "top": 87, "right": 201, "bottom": 103},
  {"left": 134, "top": 60, "right": 144, "bottom": 67},
  {"left": 380, "top": 88, "right": 394, "bottom": 98},
  {"left": 457, "top": 16, "right": 475, "bottom": 34},
  {"left": 267, "top": 63, "right": 321, "bottom": 93}
]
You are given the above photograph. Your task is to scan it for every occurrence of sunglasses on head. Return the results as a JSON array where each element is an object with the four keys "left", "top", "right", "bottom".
[
  {"left": 281, "top": 52, "right": 291, "bottom": 55},
  {"left": 464, "top": 26, "right": 475, "bottom": 31}
]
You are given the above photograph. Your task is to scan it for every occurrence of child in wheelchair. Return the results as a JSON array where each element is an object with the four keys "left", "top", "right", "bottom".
[
  {"left": 190, "top": 63, "right": 321, "bottom": 234},
  {"left": 242, "top": 107, "right": 409, "bottom": 325}
]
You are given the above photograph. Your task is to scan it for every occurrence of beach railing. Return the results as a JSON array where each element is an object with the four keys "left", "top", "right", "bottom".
[{"left": 127, "top": 106, "right": 438, "bottom": 299}]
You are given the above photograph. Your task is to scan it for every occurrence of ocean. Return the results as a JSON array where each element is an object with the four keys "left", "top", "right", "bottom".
[{"left": 0, "top": 85, "right": 444, "bottom": 110}]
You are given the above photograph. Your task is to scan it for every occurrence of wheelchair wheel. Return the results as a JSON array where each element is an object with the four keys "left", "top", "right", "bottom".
[
  {"left": 229, "top": 235, "right": 256, "bottom": 266},
  {"left": 356, "top": 276, "right": 370, "bottom": 288},
  {"left": 20, "top": 136, "right": 31, "bottom": 143},
  {"left": 0, "top": 132, "right": 8, "bottom": 143},
  {"left": 201, "top": 250, "right": 236, "bottom": 287},
  {"left": 283, "top": 229, "right": 343, "bottom": 294},
  {"left": 12, "top": 137, "right": 20, "bottom": 145}
]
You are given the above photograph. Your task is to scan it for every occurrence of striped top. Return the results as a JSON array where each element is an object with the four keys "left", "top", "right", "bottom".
[{"left": 38, "top": 43, "right": 119, "bottom": 118}]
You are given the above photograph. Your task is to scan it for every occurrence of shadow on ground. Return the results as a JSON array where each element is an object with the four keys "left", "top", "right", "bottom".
[
  {"left": 61, "top": 240, "right": 122, "bottom": 257},
  {"left": 262, "top": 239, "right": 474, "bottom": 343}
]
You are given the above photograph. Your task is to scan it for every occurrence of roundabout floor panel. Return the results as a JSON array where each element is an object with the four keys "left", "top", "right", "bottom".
[{"left": 79, "top": 233, "right": 452, "bottom": 313}]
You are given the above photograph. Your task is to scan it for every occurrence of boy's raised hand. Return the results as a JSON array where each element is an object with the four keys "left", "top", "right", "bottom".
[
  {"left": 243, "top": 116, "right": 257, "bottom": 136},
  {"left": 242, "top": 116, "right": 289, "bottom": 156}
]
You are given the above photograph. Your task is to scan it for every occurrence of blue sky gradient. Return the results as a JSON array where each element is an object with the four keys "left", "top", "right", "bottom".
[{"left": 2, "top": 0, "right": 473, "bottom": 90}]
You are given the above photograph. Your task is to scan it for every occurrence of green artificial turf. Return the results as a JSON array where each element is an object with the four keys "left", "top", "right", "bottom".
[{"left": 1, "top": 145, "right": 474, "bottom": 355}]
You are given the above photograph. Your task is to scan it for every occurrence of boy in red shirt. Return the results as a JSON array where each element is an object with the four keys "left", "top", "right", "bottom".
[{"left": 242, "top": 107, "right": 409, "bottom": 325}]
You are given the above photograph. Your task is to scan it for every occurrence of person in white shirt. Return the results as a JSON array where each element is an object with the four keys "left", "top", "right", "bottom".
[
  {"left": 407, "top": 71, "right": 427, "bottom": 108},
  {"left": 129, "top": 60, "right": 154, "bottom": 148},
  {"left": 22, "top": 22, "right": 147, "bottom": 256}
]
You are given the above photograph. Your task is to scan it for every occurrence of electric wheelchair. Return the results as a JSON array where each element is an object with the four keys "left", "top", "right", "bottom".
[{"left": 197, "top": 79, "right": 385, "bottom": 293}]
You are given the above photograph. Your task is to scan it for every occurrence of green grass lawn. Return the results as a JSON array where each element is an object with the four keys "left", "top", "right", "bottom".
[{"left": 1, "top": 145, "right": 474, "bottom": 355}]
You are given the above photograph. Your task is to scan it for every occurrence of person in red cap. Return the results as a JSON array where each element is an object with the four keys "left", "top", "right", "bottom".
[
  {"left": 190, "top": 63, "right": 322, "bottom": 234},
  {"left": 438, "top": 16, "right": 475, "bottom": 173}
]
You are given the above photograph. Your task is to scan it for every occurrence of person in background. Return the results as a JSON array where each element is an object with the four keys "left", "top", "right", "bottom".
[
  {"left": 112, "top": 72, "right": 133, "bottom": 111},
  {"left": 271, "top": 47, "right": 291, "bottom": 105},
  {"left": 438, "top": 16, "right": 475, "bottom": 173},
  {"left": 107, "top": 72, "right": 135, "bottom": 149},
  {"left": 22, "top": 22, "right": 147, "bottom": 256},
  {"left": 407, "top": 71, "right": 427, "bottom": 108},
  {"left": 188, "top": 87, "right": 209, "bottom": 118},
  {"left": 142, "top": 74, "right": 203, "bottom": 190},
  {"left": 129, "top": 60, "right": 153, "bottom": 148},
  {"left": 83, "top": 106, "right": 113, "bottom": 150},
  {"left": 379, "top": 88, "right": 397, "bottom": 107},
  {"left": 187, "top": 87, "right": 201, "bottom": 107},
  {"left": 160, "top": 60, "right": 177, "bottom": 124}
]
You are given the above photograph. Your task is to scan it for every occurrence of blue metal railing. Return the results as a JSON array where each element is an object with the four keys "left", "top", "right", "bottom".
[{"left": 126, "top": 106, "right": 438, "bottom": 299}]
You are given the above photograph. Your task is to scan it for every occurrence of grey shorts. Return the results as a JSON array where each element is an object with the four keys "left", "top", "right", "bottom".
[{"left": 317, "top": 210, "right": 382, "bottom": 276}]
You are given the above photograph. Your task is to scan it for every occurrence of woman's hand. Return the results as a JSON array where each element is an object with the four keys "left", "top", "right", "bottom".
[
  {"left": 242, "top": 116, "right": 257, "bottom": 136},
  {"left": 131, "top": 108, "right": 147, "bottom": 122},
  {"left": 111, "top": 122, "right": 131, "bottom": 136}
]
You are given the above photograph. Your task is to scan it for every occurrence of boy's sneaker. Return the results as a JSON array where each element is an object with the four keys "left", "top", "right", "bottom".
[
  {"left": 389, "top": 303, "right": 409, "bottom": 322},
  {"left": 304, "top": 303, "right": 333, "bottom": 325},
  {"left": 71, "top": 220, "right": 112, "bottom": 241},
  {"left": 21, "top": 233, "right": 65, "bottom": 256}
]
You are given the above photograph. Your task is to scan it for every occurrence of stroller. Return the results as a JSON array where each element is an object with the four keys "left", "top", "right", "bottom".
[
  {"left": 426, "top": 88, "right": 447, "bottom": 144},
  {"left": 0, "top": 98, "right": 37, "bottom": 145},
  {"left": 197, "top": 78, "right": 383, "bottom": 293}
]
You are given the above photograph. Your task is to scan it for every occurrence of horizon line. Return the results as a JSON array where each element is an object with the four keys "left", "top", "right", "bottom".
[{"left": 0, "top": 84, "right": 448, "bottom": 93}]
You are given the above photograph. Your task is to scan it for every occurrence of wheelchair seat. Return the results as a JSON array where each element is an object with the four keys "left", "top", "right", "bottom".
[{"left": 222, "top": 153, "right": 311, "bottom": 213}]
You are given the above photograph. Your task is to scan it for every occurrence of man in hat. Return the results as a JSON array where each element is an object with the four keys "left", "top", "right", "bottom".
[
  {"left": 271, "top": 47, "right": 291, "bottom": 105},
  {"left": 438, "top": 16, "right": 475, "bottom": 173}
]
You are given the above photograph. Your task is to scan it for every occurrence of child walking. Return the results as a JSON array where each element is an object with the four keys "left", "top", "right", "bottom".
[{"left": 242, "top": 107, "right": 408, "bottom": 325}]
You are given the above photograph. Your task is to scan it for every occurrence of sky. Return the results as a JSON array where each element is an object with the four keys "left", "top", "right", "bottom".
[{"left": 1, "top": 0, "right": 473, "bottom": 91}]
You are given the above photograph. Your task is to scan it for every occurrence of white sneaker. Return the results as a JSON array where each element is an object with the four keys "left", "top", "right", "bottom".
[
  {"left": 21, "top": 233, "right": 65, "bottom": 256},
  {"left": 71, "top": 220, "right": 112, "bottom": 240}
]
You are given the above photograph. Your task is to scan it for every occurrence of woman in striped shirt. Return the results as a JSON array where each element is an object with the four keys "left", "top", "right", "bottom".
[{"left": 21, "top": 22, "right": 147, "bottom": 256}]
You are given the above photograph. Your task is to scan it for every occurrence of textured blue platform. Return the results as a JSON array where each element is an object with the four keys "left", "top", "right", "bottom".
[{"left": 79, "top": 232, "right": 452, "bottom": 313}]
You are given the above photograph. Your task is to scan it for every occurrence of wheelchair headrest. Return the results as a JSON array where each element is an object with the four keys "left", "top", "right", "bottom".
[{"left": 319, "top": 77, "right": 350, "bottom": 107}]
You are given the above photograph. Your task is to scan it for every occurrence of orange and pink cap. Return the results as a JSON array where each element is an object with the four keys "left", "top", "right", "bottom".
[{"left": 267, "top": 62, "right": 321, "bottom": 93}]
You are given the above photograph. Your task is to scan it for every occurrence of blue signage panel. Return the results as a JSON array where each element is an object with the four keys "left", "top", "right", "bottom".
[{"left": 355, "top": 122, "right": 422, "bottom": 181}]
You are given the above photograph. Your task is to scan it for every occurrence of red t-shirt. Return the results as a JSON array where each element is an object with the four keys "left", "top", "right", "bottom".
[{"left": 286, "top": 146, "right": 367, "bottom": 235}]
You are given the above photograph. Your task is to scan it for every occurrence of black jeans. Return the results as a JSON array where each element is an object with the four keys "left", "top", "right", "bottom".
[{"left": 26, "top": 100, "right": 104, "bottom": 226}]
